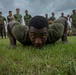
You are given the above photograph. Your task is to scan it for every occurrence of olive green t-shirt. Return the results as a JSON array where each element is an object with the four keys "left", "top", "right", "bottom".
[
  {"left": 7, "top": 15, "right": 14, "bottom": 23},
  {"left": 0, "top": 16, "right": 6, "bottom": 27},
  {"left": 60, "top": 16, "right": 67, "bottom": 20},
  {"left": 70, "top": 14, "right": 76, "bottom": 22},
  {"left": 50, "top": 16, "right": 56, "bottom": 21},
  {"left": 14, "top": 14, "right": 22, "bottom": 23},
  {"left": 24, "top": 14, "right": 32, "bottom": 25},
  {"left": 70, "top": 14, "right": 76, "bottom": 28}
]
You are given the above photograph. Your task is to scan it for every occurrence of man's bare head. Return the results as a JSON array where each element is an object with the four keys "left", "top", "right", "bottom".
[{"left": 28, "top": 16, "right": 49, "bottom": 48}]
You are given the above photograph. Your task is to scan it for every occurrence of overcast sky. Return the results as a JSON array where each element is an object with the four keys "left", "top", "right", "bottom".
[{"left": 0, "top": 0, "right": 76, "bottom": 19}]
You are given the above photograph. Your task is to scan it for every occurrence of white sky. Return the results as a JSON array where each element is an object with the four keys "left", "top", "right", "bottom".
[{"left": 0, "top": 0, "right": 76, "bottom": 21}]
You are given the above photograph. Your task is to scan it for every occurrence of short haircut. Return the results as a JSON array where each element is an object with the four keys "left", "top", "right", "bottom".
[
  {"left": 25, "top": 10, "right": 28, "bottom": 12},
  {"left": 16, "top": 8, "right": 20, "bottom": 10},
  {"left": 45, "top": 14, "right": 48, "bottom": 15},
  {"left": 72, "top": 10, "right": 75, "bottom": 12},
  {"left": 29, "top": 16, "right": 49, "bottom": 29},
  {"left": 0, "top": 12, "right": 2, "bottom": 14},
  {"left": 9, "top": 11, "right": 12, "bottom": 13},
  {"left": 61, "top": 12, "right": 64, "bottom": 14},
  {"left": 52, "top": 12, "right": 54, "bottom": 14}
]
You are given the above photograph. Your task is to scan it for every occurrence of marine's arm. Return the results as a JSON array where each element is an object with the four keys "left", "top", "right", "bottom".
[
  {"left": 48, "top": 23, "right": 64, "bottom": 43},
  {"left": 61, "top": 19, "right": 68, "bottom": 43},
  {"left": 7, "top": 21, "right": 17, "bottom": 47},
  {"left": 7, "top": 21, "right": 28, "bottom": 47}
]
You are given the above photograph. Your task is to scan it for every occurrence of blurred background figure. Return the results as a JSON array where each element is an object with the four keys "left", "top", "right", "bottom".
[
  {"left": 50, "top": 12, "right": 56, "bottom": 21},
  {"left": 60, "top": 12, "right": 67, "bottom": 19},
  {"left": 67, "top": 15, "right": 72, "bottom": 36},
  {"left": 7, "top": 11, "right": 14, "bottom": 23},
  {"left": 69, "top": 10, "right": 76, "bottom": 28},
  {"left": 67, "top": 15, "right": 71, "bottom": 28},
  {"left": 14, "top": 8, "right": 22, "bottom": 24},
  {"left": 45, "top": 13, "right": 51, "bottom": 25},
  {"left": 69, "top": 10, "right": 76, "bottom": 35},
  {"left": 48, "top": 12, "right": 56, "bottom": 25},
  {"left": 45, "top": 13, "right": 48, "bottom": 20},
  {"left": 0, "top": 11, "right": 7, "bottom": 38},
  {"left": 24, "top": 10, "right": 32, "bottom": 26}
]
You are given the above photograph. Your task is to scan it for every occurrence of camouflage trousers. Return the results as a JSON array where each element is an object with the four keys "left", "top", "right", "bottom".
[
  {"left": 68, "top": 27, "right": 76, "bottom": 36},
  {"left": 68, "top": 23, "right": 76, "bottom": 36},
  {"left": 0, "top": 24, "right": 6, "bottom": 38}
]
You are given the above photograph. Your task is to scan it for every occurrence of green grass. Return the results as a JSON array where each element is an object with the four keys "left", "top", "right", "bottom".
[{"left": 0, "top": 36, "right": 76, "bottom": 75}]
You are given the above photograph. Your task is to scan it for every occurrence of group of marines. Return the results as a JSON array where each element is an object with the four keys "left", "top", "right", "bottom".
[
  {"left": 45, "top": 10, "right": 76, "bottom": 35},
  {"left": 0, "top": 8, "right": 32, "bottom": 39},
  {"left": 0, "top": 8, "right": 76, "bottom": 48}
]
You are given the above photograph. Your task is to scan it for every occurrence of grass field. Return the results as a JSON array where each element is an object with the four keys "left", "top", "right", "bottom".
[{"left": 0, "top": 36, "right": 76, "bottom": 75}]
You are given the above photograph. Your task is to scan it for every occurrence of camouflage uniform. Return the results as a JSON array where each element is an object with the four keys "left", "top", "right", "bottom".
[
  {"left": 0, "top": 16, "right": 6, "bottom": 38},
  {"left": 7, "top": 18, "right": 67, "bottom": 46},
  {"left": 53, "top": 17, "right": 68, "bottom": 42},
  {"left": 14, "top": 14, "right": 22, "bottom": 23},
  {"left": 50, "top": 16, "right": 56, "bottom": 21},
  {"left": 70, "top": 14, "right": 76, "bottom": 27},
  {"left": 70, "top": 14, "right": 76, "bottom": 35},
  {"left": 7, "top": 15, "right": 14, "bottom": 23},
  {"left": 60, "top": 16, "right": 67, "bottom": 20},
  {"left": 24, "top": 14, "right": 32, "bottom": 26}
]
